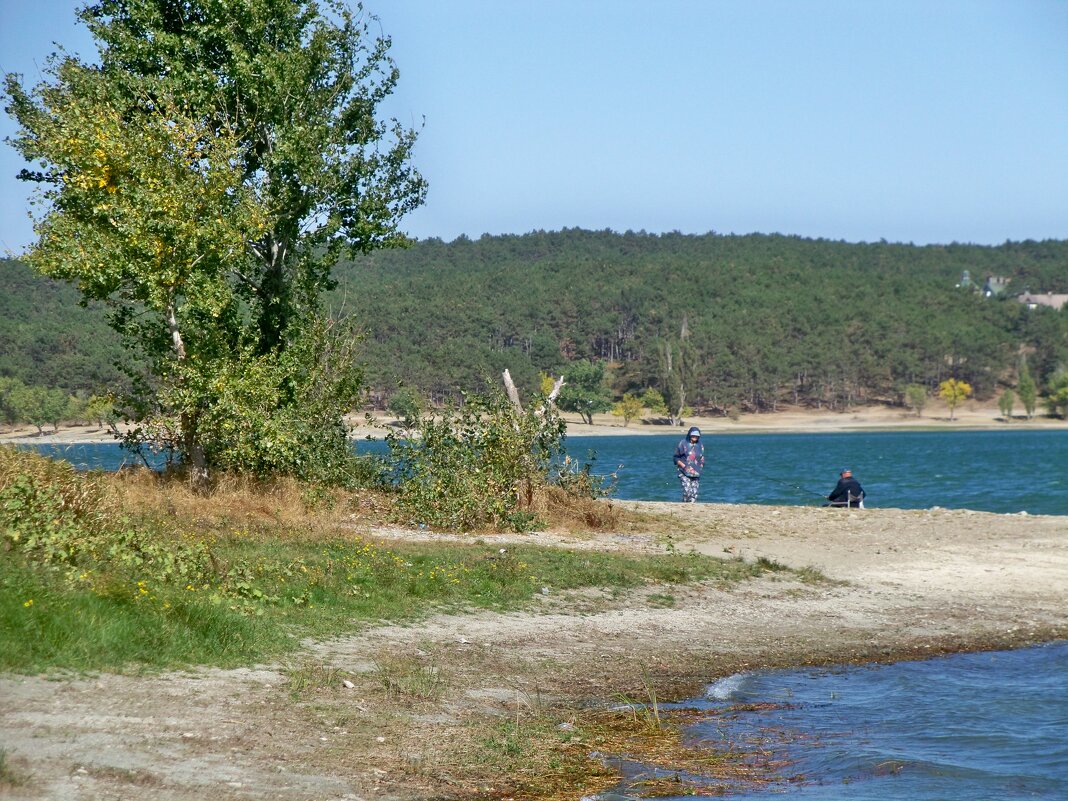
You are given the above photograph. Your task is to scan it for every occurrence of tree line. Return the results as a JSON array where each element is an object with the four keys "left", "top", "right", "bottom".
[
  {"left": 331, "top": 229, "right": 1068, "bottom": 415},
  {"left": 4, "top": 229, "right": 1068, "bottom": 421}
]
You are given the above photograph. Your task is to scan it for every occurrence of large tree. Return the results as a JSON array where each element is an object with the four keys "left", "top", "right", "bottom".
[{"left": 4, "top": 0, "right": 426, "bottom": 484}]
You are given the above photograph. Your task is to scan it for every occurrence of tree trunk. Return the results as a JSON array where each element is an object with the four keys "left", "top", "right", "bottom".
[
  {"left": 169, "top": 299, "right": 209, "bottom": 492},
  {"left": 183, "top": 411, "right": 210, "bottom": 493},
  {"left": 502, "top": 369, "right": 523, "bottom": 411}
]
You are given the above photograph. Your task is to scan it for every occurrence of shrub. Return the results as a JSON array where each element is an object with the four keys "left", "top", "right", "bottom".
[{"left": 384, "top": 390, "right": 602, "bottom": 531}]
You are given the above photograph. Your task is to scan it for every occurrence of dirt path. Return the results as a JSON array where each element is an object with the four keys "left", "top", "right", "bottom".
[{"left": 2, "top": 504, "right": 1066, "bottom": 800}]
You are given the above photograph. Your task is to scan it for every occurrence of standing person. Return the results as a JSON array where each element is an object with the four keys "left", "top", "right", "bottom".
[
  {"left": 674, "top": 426, "right": 705, "bottom": 503},
  {"left": 826, "top": 468, "right": 865, "bottom": 508}
]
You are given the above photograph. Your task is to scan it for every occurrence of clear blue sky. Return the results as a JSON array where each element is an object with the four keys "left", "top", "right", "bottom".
[{"left": 2, "top": 0, "right": 1067, "bottom": 255}]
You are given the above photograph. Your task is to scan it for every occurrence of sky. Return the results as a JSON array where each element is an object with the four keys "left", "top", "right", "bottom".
[{"left": 2, "top": 0, "right": 1067, "bottom": 255}]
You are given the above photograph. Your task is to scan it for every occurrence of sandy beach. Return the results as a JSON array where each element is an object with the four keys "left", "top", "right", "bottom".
[
  {"left": 2, "top": 399, "right": 1065, "bottom": 446},
  {"left": 1, "top": 498, "right": 1065, "bottom": 800}
]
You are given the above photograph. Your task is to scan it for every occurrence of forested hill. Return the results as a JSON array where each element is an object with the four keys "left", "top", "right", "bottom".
[
  {"left": 0, "top": 258, "right": 126, "bottom": 393},
  {"left": 3, "top": 230, "right": 1067, "bottom": 411},
  {"left": 333, "top": 230, "right": 1068, "bottom": 410}
]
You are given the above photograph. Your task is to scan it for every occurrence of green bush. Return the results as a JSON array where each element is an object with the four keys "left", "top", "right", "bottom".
[{"left": 385, "top": 390, "right": 575, "bottom": 531}]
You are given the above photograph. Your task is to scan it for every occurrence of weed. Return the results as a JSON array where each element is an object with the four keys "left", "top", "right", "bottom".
[
  {"left": 283, "top": 660, "right": 345, "bottom": 698},
  {"left": 0, "top": 749, "right": 27, "bottom": 788},
  {"left": 647, "top": 592, "right": 677, "bottom": 608},
  {"left": 373, "top": 654, "right": 448, "bottom": 702},
  {"left": 755, "top": 556, "right": 790, "bottom": 572},
  {"left": 794, "top": 565, "right": 838, "bottom": 585}
]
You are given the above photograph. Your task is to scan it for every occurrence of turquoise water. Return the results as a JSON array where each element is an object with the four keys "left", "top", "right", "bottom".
[
  {"left": 638, "top": 642, "right": 1068, "bottom": 800},
  {"left": 566, "top": 429, "right": 1067, "bottom": 515},
  {"left": 19, "top": 429, "right": 1068, "bottom": 515}
]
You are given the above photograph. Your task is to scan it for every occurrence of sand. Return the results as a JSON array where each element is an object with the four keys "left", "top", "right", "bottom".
[
  {"left": 2, "top": 399, "right": 1064, "bottom": 446},
  {"left": 1, "top": 501, "right": 1065, "bottom": 800}
]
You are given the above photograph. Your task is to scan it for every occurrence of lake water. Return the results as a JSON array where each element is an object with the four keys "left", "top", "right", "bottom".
[
  {"left": 18, "top": 428, "right": 1068, "bottom": 515},
  {"left": 632, "top": 641, "right": 1068, "bottom": 801},
  {"left": 565, "top": 429, "right": 1067, "bottom": 515}
]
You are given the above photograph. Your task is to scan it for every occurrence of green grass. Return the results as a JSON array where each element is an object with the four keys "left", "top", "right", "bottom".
[
  {"left": 0, "top": 559, "right": 290, "bottom": 673},
  {"left": 0, "top": 535, "right": 770, "bottom": 674},
  {"left": 0, "top": 447, "right": 776, "bottom": 674}
]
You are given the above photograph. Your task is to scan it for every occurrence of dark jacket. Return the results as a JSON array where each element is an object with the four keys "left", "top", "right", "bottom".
[
  {"left": 674, "top": 437, "right": 704, "bottom": 478},
  {"left": 828, "top": 476, "right": 865, "bottom": 506}
]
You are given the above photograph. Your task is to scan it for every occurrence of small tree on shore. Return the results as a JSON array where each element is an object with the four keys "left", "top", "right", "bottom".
[
  {"left": 640, "top": 388, "right": 669, "bottom": 418},
  {"left": 611, "top": 393, "right": 644, "bottom": 427},
  {"left": 1018, "top": 361, "right": 1037, "bottom": 419},
  {"left": 558, "top": 360, "right": 613, "bottom": 425},
  {"left": 1045, "top": 368, "right": 1068, "bottom": 418},
  {"left": 904, "top": 384, "right": 927, "bottom": 417},
  {"left": 388, "top": 387, "right": 423, "bottom": 434},
  {"left": 998, "top": 388, "right": 1015, "bottom": 421},
  {"left": 938, "top": 378, "right": 973, "bottom": 421}
]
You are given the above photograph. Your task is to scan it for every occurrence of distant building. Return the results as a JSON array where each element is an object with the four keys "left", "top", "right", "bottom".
[
  {"left": 955, "top": 270, "right": 977, "bottom": 291},
  {"left": 1017, "top": 292, "right": 1068, "bottom": 311},
  {"left": 982, "top": 275, "right": 1010, "bottom": 297}
]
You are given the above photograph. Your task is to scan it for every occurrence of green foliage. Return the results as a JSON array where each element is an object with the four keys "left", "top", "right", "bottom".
[
  {"left": 84, "top": 394, "right": 117, "bottom": 428},
  {"left": 3, "top": 0, "right": 425, "bottom": 481},
  {"left": 904, "top": 384, "right": 928, "bottom": 417},
  {"left": 1044, "top": 368, "right": 1068, "bottom": 418},
  {"left": 387, "top": 387, "right": 424, "bottom": 432},
  {"left": 558, "top": 360, "right": 614, "bottom": 424},
  {"left": 938, "top": 378, "right": 973, "bottom": 420},
  {"left": 640, "top": 388, "right": 669, "bottom": 416},
  {"left": 123, "top": 317, "right": 366, "bottom": 484},
  {"left": 384, "top": 390, "right": 570, "bottom": 531},
  {"left": 0, "top": 259, "right": 127, "bottom": 395},
  {"left": 0, "top": 378, "right": 73, "bottom": 432},
  {"left": 1018, "top": 360, "right": 1038, "bottom": 419},
  {"left": 0, "top": 447, "right": 215, "bottom": 587},
  {"left": 612, "top": 392, "right": 644, "bottom": 426},
  {"left": 7, "top": 231, "right": 1068, "bottom": 416},
  {"left": 998, "top": 388, "right": 1015, "bottom": 420},
  {"left": 326, "top": 231, "right": 1068, "bottom": 410}
]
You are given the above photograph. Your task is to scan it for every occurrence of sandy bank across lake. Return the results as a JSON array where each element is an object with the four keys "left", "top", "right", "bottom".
[
  {"left": 2, "top": 400, "right": 1065, "bottom": 446},
  {"left": 2, "top": 501, "right": 1065, "bottom": 800}
]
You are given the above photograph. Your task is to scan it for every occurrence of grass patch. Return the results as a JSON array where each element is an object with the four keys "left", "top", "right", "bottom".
[
  {"left": 0, "top": 558, "right": 290, "bottom": 673},
  {"left": 373, "top": 654, "right": 449, "bottom": 702},
  {"left": 0, "top": 749, "right": 29, "bottom": 789},
  {"left": 0, "top": 447, "right": 777, "bottom": 674},
  {"left": 282, "top": 659, "right": 346, "bottom": 699},
  {"left": 647, "top": 592, "right": 677, "bottom": 608},
  {"left": 1, "top": 531, "right": 765, "bottom": 673}
]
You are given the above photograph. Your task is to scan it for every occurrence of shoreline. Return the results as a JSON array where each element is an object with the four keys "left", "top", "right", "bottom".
[{"left": 2, "top": 401, "right": 1065, "bottom": 445}]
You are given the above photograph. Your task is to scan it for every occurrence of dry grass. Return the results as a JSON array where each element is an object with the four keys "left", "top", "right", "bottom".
[
  {"left": 530, "top": 484, "right": 622, "bottom": 531},
  {"left": 107, "top": 468, "right": 395, "bottom": 535},
  {"left": 108, "top": 468, "right": 633, "bottom": 539},
  {"left": 0, "top": 749, "right": 30, "bottom": 790},
  {"left": 372, "top": 653, "right": 450, "bottom": 703}
]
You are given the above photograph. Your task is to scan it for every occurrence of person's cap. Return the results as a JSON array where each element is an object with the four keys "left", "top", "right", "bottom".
[
  {"left": 839, "top": 468, "right": 852, "bottom": 477},
  {"left": 687, "top": 427, "right": 701, "bottom": 438}
]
